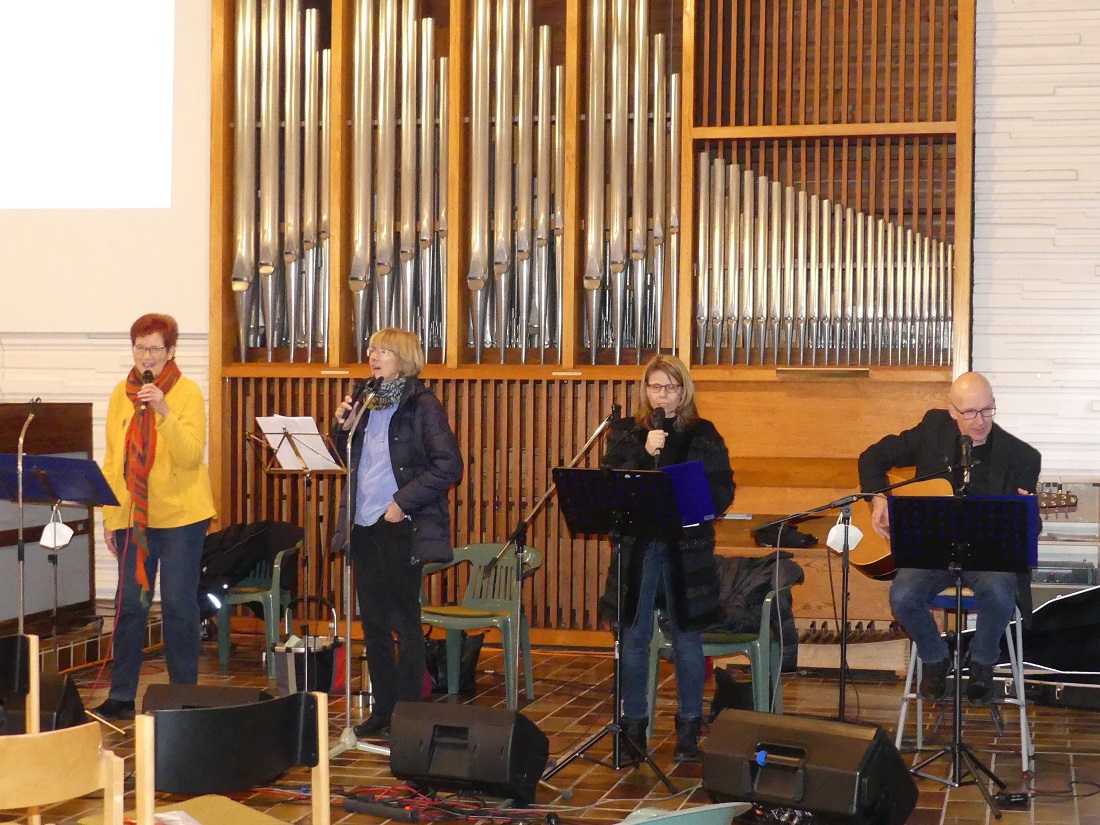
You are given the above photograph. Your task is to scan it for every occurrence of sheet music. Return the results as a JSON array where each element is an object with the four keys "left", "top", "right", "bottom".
[{"left": 256, "top": 416, "right": 343, "bottom": 472}]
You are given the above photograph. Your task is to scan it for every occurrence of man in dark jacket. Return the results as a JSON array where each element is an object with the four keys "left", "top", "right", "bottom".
[{"left": 858, "top": 371, "right": 1040, "bottom": 706}]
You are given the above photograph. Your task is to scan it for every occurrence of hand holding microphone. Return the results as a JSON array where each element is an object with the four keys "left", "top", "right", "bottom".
[
  {"left": 646, "top": 408, "right": 667, "bottom": 466},
  {"left": 136, "top": 371, "right": 162, "bottom": 415},
  {"left": 337, "top": 376, "right": 381, "bottom": 431}
]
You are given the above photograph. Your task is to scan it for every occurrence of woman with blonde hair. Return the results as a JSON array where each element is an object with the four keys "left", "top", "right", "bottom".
[
  {"left": 332, "top": 328, "right": 463, "bottom": 738},
  {"left": 598, "top": 354, "right": 734, "bottom": 761}
]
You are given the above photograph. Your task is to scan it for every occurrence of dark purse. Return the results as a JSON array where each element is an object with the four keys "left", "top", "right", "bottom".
[{"left": 423, "top": 630, "right": 484, "bottom": 694}]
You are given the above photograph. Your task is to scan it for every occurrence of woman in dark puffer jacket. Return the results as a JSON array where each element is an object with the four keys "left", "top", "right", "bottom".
[
  {"left": 332, "top": 328, "right": 463, "bottom": 739},
  {"left": 599, "top": 354, "right": 734, "bottom": 762}
]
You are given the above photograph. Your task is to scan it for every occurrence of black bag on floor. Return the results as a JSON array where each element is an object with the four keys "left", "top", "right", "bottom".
[
  {"left": 709, "top": 665, "right": 756, "bottom": 720},
  {"left": 424, "top": 631, "right": 484, "bottom": 694}
]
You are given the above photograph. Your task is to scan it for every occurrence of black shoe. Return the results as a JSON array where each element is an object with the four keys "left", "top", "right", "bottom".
[
  {"left": 353, "top": 713, "right": 391, "bottom": 738},
  {"left": 92, "top": 698, "right": 135, "bottom": 721},
  {"left": 673, "top": 716, "right": 702, "bottom": 763},
  {"left": 919, "top": 657, "right": 950, "bottom": 702},
  {"left": 967, "top": 662, "right": 996, "bottom": 706},
  {"left": 619, "top": 716, "right": 648, "bottom": 765}
]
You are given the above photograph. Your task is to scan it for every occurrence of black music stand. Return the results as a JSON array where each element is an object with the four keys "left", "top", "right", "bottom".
[
  {"left": 0, "top": 454, "right": 118, "bottom": 634},
  {"left": 542, "top": 467, "right": 679, "bottom": 792},
  {"left": 888, "top": 494, "right": 1036, "bottom": 817}
]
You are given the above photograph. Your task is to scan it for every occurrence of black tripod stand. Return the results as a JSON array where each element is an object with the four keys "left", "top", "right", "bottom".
[
  {"left": 889, "top": 494, "right": 1038, "bottom": 819},
  {"left": 543, "top": 467, "right": 680, "bottom": 793}
]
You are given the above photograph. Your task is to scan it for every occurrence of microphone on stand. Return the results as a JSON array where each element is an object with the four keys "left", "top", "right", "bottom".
[
  {"left": 651, "top": 408, "right": 666, "bottom": 468},
  {"left": 140, "top": 370, "right": 154, "bottom": 411},
  {"left": 959, "top": 434, "right": 973, "bottom": 492}
]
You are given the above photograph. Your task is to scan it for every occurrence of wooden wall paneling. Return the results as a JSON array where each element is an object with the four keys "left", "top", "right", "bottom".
[
  {"left": 219, "top": 371, "right": 951, "bottom": 631},
  {"left": 951, "top": 0, "right": 973, "bottom": 371}
]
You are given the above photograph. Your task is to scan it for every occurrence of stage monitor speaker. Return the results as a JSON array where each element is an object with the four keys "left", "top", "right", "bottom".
[
  {"left": 142, "top": 683, "right": 273, "bottom": 712},
  {"left": 389, "top": 701, "right": 549, "bottom": 805},
  {"left": 0, "top": 672, "right": 87, "bottom": 735},
  {"left": 702, "top": 709, "right": 917, "bottom": 825}
]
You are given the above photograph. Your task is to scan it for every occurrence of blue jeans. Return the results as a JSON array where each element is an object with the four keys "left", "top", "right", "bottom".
[
  {"left": 109, "top": 520, "right": 210, "bottom": 701},
  {"left": 890, "top": 568, "right": 1017, "bottom": 666},
  {"left": 619, "top": 539, "right": 705, "bottom": 721}
]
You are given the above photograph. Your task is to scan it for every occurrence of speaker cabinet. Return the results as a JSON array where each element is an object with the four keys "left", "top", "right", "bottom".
[
  {"left": 142, "top": 683, "right": 273, "bottom": 712},
  {"left": 0, "top": 672, "right": 86, "bottom": 735},
  {"left": 703, "top": 710, "right": 917, "bottom": 825},
  {"left": 389, "top": 702, "right": 550, "bottom": 805}
]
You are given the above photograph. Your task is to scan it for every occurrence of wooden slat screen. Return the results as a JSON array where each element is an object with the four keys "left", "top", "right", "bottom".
[
  {"left": 224, "top": 375, "right": 634, "bottom": 631},
  {"left": 695, "top": 0, "right": 958, "bottom": 128}
]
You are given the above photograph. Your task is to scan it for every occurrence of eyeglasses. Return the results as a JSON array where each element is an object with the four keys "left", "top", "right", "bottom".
[
  {"left": 133, "top": 345, "right": 167, "bottom": 357},
  {"left": 952, "top": 404, "right": 996, "bottom": 421},
  {"left": 646, "top": 383, "right": 683, "bottom": 395},
  {"left": 366, "top": 346, "right": 395, "bottom": 358}
]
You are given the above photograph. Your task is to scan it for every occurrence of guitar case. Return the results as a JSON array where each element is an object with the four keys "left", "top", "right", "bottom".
[{"left": 988, "top": 586, "right": 1100, "bottom": 709}]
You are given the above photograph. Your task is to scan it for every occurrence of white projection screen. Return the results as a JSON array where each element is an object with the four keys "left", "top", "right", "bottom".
[{"left": 0, "top": 0, "right": 212, "bottom": 335}]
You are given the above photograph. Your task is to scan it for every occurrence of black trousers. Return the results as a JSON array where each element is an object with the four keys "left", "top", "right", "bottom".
[{"left": 350, "top": 519, "right": 425, "bottom": 717}]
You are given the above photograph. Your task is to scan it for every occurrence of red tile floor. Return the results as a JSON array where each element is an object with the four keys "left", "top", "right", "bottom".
[{"left": 15, "top": 627, "right": 1100, "bottom": 825}]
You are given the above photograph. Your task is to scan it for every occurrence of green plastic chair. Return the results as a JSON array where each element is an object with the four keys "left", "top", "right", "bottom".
[
  {"left": 421, "top": 543, "right": 542, "bottom": 709},
  {"left": 646, "top": 588, "right": 791, "bottom": 738},
  {"left": 215, "top": 536, "right": 304, "bottom": 677}
]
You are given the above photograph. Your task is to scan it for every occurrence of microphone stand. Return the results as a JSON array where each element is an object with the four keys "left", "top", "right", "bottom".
[
  {"left": 330, "top": 381, "right": 389, "bottom": 759},
  {"left": 16, "top": 398, "right": 41, "bottom": 635},
  {"left": 753, "top": 468, "right": 954, "bottom": 721},
  {"left": 486, "top": 404, "right": 622, "bottom": 711}
]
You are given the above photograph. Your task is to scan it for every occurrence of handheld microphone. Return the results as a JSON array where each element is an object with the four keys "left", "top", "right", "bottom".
[
  {"left": 959, "top": 434, "right": 973, "bottom": 491},
  {"left": 342, "top": 376, "right": 382, "bottom": 431},
  {"left": 348, "top": 376, "right": 379, "bottom": 406},
  {"left": 651, "top": 408, "right": 666, "bottom": 467},
  {"left": 140, "top": 370, "right": 154, "bottom": 411}
]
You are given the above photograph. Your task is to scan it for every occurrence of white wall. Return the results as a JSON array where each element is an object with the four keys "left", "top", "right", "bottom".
[
  {"left": 973, "top": 1, "right": 1100, "bottom": 473},
  {"left": 0, "top": 0, "right": 212, "bottom": 599}
]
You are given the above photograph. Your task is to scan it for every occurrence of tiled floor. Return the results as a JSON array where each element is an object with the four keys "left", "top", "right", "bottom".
[{"left": 15, "top": 627, "right": 1100, "bottom": 825}]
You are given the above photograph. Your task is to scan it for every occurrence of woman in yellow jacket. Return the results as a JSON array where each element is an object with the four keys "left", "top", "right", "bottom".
[{"left": 94, "top": 314, "right": 216, "bottom": 720}]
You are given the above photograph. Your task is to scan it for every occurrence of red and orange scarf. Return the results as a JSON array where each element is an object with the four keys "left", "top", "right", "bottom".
[{"left": 123, "top": 360, "right": 182, "bottom": 600}]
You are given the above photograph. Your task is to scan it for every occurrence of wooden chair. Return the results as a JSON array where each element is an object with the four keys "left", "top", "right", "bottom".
[
  {"left": 134, "top": 691, "right": 330, "bottom": 825},
  {"left": 0, "top": 721, "right": 124, "bottom": 825},
  {"left": 421, "top": 543, "right": 543, "bottom": 708}
]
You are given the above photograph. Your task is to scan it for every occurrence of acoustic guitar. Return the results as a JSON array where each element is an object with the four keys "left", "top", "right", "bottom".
[{"left": 844, "top": 478, "right": 1078, "bottom": 581}]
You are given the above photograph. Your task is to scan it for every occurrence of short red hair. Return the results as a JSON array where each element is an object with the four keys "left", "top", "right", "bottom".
[{"left": 130, "top": 314, "right": 179, "bottom": 349}]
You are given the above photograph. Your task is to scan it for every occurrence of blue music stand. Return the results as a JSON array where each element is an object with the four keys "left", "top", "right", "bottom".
[
  {"left": 547, "top": 467, "right": 680, "bottom": 792},
  {"left": 887, "top": 494, "right": 1037, "bottom": 815},
  {"left": 0, "top": 454, "right": 119, "bottom": 508},
  {"left": 553, "top": 467, "right": 684, "bottom": 541},
  {"left": 0, "top": 454, "right": 118, "bottom": 634}
]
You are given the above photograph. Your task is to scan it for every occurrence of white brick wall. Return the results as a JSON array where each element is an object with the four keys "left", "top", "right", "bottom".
[{"left": 974, "top": 1, "right": 1100, "bottom": 472}]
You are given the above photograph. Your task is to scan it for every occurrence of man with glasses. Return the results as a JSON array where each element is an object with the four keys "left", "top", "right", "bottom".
[{"left": 858, "top": 371, "right": 1040, "bottom": 706}]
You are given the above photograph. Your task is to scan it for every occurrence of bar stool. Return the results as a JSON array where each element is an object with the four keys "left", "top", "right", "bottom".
[{"left": 895, "top": 592, "right": 1032, "bottom": 777}]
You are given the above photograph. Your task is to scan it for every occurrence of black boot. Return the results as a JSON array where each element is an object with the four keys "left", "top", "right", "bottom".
[
  {"left": 619, "top": 716, "right": 649, "bottom": 765},
  {"left": 673, "top": 715, "right": 701, "bottom": 763}
]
